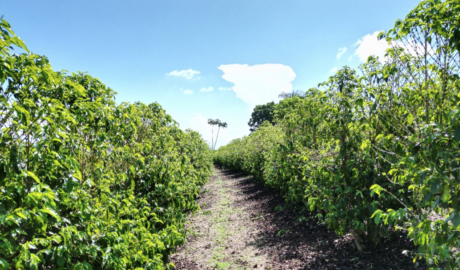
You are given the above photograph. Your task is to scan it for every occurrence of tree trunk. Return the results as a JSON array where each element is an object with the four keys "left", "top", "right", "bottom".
[
  {"left": 211, "top": 126, "right": 214, "bottom": 150},
  {"left": 214, "top": 127, "right": 221, "bottom": 150}
]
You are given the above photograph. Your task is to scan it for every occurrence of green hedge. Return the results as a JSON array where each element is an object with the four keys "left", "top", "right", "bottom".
[
  {"left": 214, "top": 1, "right": 460, "bottom": 268},
  {"left": 0, "top": 19, "right": 212, "bottom": 269},
  {"left": 213, "top": 122, "right": 283, "bottom": 181}
]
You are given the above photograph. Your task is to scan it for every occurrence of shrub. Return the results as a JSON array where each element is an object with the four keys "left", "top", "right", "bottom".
[{"left": 0, "top": 19, "right": 211, "bottom": 270}]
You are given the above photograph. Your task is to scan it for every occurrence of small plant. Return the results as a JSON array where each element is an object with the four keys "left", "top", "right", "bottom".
[
  {"left": 296, "top": 215, "right": 308, "bottom": 223},
  {"left": 201, "top": 210, "right": 212, "bottom": 215},
  {"left": 276, "top": 229, "right": 290, "bottom": 237}
]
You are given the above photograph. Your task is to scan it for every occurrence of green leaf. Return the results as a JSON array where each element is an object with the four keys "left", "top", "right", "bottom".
[
  {"left": 374, "top": 212, "right": 381, "bottom": 225},
  {"left": 40, "top": 208, "right": 60, "bottom": 220},
  {"left": 73, "top": 170, "right": 82, "bottom": 181},
  {"left": 370, "top": 184, "right": 383, "bottom": 196},
  {"left": 89, "top": 246, "right": 97, "bottom": 260},
  {"left": 65, "top": 178, "right": 75, "bottom": 193},
  {"left": 371, "top": 103, "right": 377, "bottom": 112},
  {"left": 30, "top": 253, "right": 41, "bottom": 265},
  {"left": 423, "top": 221, "right": 431, "bottom": 234},
  {"left": 455, "top": 127, "right": 460, "bottom": 142},
  {"left": 57, "top": 256, "right": 65, "bottom": 267},
  {"left": 27, "top": 171, "right": 41, "bottom": 184},
  {"left": 407, "top": 113, "right": 414, "bottom": 125},
  {"left": 13, "top": 37, "right": 28, "bottom": 52},
  {"left": 431, "top": 179, "right": 441, "bottom": 193},
  {"left": 431, "top": 147, "right": 438, "bottom": 160},
  {"left": 0, "top": 258, "right": 10, "bottom": 270},
  {"left": 453, "top": 213, "right": 460, "bottom": 229},
  {"left": 0, "top": 163, "right": 6, "bottom": 182},
  {"left": 26, "top": 243, "right": 37, "bottom": 250},
  {"left": 9, "top": 145, "right": 20, "bottom": 174},
  {"left": 74, "top": 84, "right": 87, "bottom": 97},
  {"left": 442, "top": 185, "right": 451, "bottom": 202}
]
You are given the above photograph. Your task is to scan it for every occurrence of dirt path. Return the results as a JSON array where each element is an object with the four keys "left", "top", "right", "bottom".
[
  {"left": 171, "top": 167, "right": 426, "bottom": 270},
  {"left": 171, "top": 167, "right": 270, "bottom": 269}
]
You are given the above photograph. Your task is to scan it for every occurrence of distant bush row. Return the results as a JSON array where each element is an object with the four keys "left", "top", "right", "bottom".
[
  {"left": 214, "top": 0, "right": 460, "bottom": 268},
  {"left": 0, "top": 19, "right": 212, "bottom": 269}
]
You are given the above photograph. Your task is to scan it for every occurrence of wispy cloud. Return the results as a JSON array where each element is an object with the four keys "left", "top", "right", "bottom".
[
  {"left": 330, "top": 67, "right": 339, "bottom": 73},
  {"left": 337, "top": 47, "right": 347, "bottom": 59},
  {"left": 180, "top": 88, "right": 193, "bottom": 95},
  {"left": 167, "top": 69, "right": 200, "bottom": 80},
  {"left": 218, "top": 63, "right": 296, "bottom": 110},
  {"left": 218, "top": 87, "right": 232, "bottom": 91},
  {"left": 200, "top": 86, "right": 214, "bottom": 92}
]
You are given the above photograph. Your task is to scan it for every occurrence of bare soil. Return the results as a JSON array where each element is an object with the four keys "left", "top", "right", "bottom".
[{"left": 170, "top": 167, "right": 427, "bottom": 270}]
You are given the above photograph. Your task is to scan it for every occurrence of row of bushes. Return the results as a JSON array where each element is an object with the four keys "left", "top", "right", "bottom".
[
  {"left": 214, "top": 0, "right": 460, "bottom": 268},
  {"left": 0, "top": 19, "right": 212, "bottom": 269}
]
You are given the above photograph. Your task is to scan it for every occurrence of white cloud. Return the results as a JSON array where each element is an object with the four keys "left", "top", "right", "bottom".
[
  {"left": 348, "top": 55, "right": 353, "bottom": 61},
  {"left": 188, "top": 113, "right": 232, "bottom": 149},
  {"left": 166, "top": 69, "right": 200, "bottom": 80},
  {"left": 354, "top": 31, "right": 430, "bottom": 63},
  {"left": 181, "top": 88, "right": 193, "bottom": 95},
  {"left": 200, "top": 86, "right": 214, "bottom": 92},
  {"left": 354, "top": 31, "right": 389, "bottom": 62},
  {"left": 337, "top": 47, "right": 347, "bottom": 59},
  {"left": 218, "top": 87, "right": 232, "bottom": 91},
  {"left": 218, "top": 64, "right": 296, "bottom": 109},
  {"left": 330, "top": 67, "right": 339, "bottom": 73}
]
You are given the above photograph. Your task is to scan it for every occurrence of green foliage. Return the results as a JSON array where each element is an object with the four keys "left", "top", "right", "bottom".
[
  {"left": 215, "top": 0, "right": 460, "bottom": 268},
  {"left": 278, "top": 90, "right": 306, "bottom": 100},
  {"left": 0, "top": 19, "right": 212, "bottom": 269},
  {"left": 214, "top": 122, "right": 283, "bottom": 181},
  {"left": 248, "top": 102, "right": 276, "bottom": 132}
]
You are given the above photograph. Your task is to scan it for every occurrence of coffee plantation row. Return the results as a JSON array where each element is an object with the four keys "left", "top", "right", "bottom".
[
  {"left": 214, "top": 0, "right": 460, "bottom": 268},
  {"left": 0, "top": 19, "right": 212, "bottom": 269}
]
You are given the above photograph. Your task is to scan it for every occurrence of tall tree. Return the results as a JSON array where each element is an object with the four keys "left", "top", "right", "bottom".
[
  {"left": 214, "top": 121, "right": 227, "bottom": 150},
  {"left": 207, "top": 118, "right": 218, "bottom": 149},
  {"left": 248, "top": 102, "right": 275, "bottom": 132}
]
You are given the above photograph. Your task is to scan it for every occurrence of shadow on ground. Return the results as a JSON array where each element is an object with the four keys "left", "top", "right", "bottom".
[{"left": 219, "top": 167, "right": 426, "bottom": 270}]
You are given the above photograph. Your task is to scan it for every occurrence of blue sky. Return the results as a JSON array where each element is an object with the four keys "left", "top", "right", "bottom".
[{"left": 1, "top": 0, "right": 420, "bottom": 148}]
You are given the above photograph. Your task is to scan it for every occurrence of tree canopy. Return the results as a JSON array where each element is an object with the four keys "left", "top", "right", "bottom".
[{"left": 248, "top": 102, "right": 276, "bottom": 132}]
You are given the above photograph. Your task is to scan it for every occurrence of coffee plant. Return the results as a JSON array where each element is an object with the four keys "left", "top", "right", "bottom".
[
  {"left": 0, "top": 19, "right": 212, "bottom": 269},
  {"left": 214, "top": 0, "right": 460, "bottom": 268}
]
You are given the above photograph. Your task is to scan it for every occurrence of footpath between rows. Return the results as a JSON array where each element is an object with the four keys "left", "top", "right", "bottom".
[{"left": 170, "top": 167, "right": 424, "bottom": 270}]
